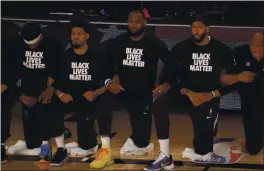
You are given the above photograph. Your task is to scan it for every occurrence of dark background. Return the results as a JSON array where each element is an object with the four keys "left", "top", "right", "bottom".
[{"left": 2, "top": 1, "right": 264, "bottom": 26}]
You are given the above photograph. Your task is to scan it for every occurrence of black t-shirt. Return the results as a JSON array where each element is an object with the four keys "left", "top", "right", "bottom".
[
  {"left": 107, "top": 33, "right": 169, "bottom": 97},
  {"left": 164, "top": 37, "right": 236, "bottom": 92},
  {"left": 54, "top": 48, "right": 111, "bottom": 101},
  {"left": 13, "top": 37, "right": 61, "bottom": 98},
  {"left": 233, "top": 44, "right": 263, "bottom": 105}
]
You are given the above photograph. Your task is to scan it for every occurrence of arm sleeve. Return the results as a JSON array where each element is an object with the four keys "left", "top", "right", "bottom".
[
  {"left": 154, "top": 38, "right": 170, "bottom": 85},
  {"left": 103, "top": 38, "right": 120, "bottom": 85},
  {"left": 219, "top": 44, "right": 237, "bottom": 74},
  {"left": 50, "top": 52, "right": 62, "bottom": 91},
  {"left": 97, "top": 51, "right": 115, "bottom": 86},
  {"left": 10, "top": 39, "right": 25, "bottom": 98},
  {"left": 218, "top": 46, "right": 243, "bottom": 96},
  {"left": 47, "top": 41, "right": 62, "bottom": 81},
  {"left": 159, "top": 43, "right": 183, "bottom": 93},
  {"left": 219, "top": 83, "right": 241, "bottom": 96}
]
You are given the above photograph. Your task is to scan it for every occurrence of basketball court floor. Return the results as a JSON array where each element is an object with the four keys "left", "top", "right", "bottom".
[{"left": 2, "top": 103, "right": 263, "bottom": 171}]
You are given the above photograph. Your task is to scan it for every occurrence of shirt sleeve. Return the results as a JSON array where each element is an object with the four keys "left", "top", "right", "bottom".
[
  {"left": 218, "top": 46, "right": 245, "bottom": 96},
  {"left": 47, "top": 41, "right": 62, "bottom": 81},
  {"left": 218, "top": 44, "right": 237, "bottom": 74},
  {"left": 159, "top": 43, "right": 183, "bottom": 93},
  {"left": 104, "top": 38, "right": 120, "bottom": 85},
  {"left": 97, "top": 51, "right": 115, "bottom": 86}
]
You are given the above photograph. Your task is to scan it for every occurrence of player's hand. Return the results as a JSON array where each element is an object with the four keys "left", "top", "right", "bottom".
[
  {"left": 187, "top": 91, "right": 203, "bottom": 106},
  {"left": 238, "top": 71, "right": 257, "bottom": 83},
  {"left": 181, "top": 88, "right": 203, "bottom": 107},
  {"left": 83, "top": 91, "right": 97, "bottom": 102},
  {"left": 196, "top": 92, "right": 214, "bottom": 106},
  {"left": 1, "top": 84, "right": 8, "bottom": 93},
  {"left": 59, "top": 93, "right": 73, "bottom": 104},
  {"left": 106, "top": 82, "right": 125, "bottom": 95},
  {"left": 152, "top": 83, "right": 170, "bottom": 99},
  {"left": 20, "top": 95, "right": 37, "bottom": 107},
  {"left": 38, "top": 86, "right": 55, "bottom": 104}
]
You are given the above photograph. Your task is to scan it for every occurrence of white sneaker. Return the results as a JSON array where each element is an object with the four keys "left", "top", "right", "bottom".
[
  {"left": 7, "top": 140, "right": 27, "bottom": 155},
  {"left": 182, "top": 148, "right": 203, "bottom": 160},
  {"left": 65, "top": 142, "right": 79, "bottom": 154},
  {"left": 120, "top": 137, "right": 154, "bottom": 155},
  {"left": 69, "top": 145, "right": 98, "bottom": 156},
  {"left": 17, "top": 147, "right": 41, "bottom": 156}
]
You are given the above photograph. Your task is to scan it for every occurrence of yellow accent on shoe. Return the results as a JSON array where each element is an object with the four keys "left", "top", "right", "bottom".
[{"left": 90, "top": 147, "right": 114, "bottom": 169}]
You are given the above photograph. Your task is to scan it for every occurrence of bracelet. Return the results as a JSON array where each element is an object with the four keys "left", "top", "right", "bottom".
[
  {"left": 210, "top": 91, "right": 216, "bottom": 98},
  {"left": 93, "top": 91, "right": 98, "bottom": 96},
  {"left": 59, "top": 93, "right": 65, "bottom": 98},
  {"left": 105, "top": 80, "right": 112, "bottom": 87}
]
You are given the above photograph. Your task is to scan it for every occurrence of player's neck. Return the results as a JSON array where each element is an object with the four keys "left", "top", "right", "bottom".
[
  {"left": 28, "top": 35, "right": 43, "bottom": 50},
  {"left": 196, "top": 35, "right": 210, "bottom": 46},
  {"left": 129, "top": 33, "right": 145, "bottom": 42},
  {"left": 73, "top": 44, "right": 88, "bottom": 55}
]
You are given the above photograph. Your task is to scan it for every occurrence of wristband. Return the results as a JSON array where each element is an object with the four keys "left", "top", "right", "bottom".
[
  {"left": 210, "top": 91, "right": 216, "bottom": 98},
  {"left": 59, "top": 93, "right": 65, "bottom": 98},
  {"left": 93, "top": 91, "right": 97, "bottom": 96},
  {"left": 105, "top": 79, "right": 112, "bottom": 87}
]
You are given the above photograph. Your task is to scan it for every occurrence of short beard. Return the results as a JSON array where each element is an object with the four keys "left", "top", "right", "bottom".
[
  {"left": 127, "top": 26, "right": 145, "bottom": 38},
  {"left": 71, "top": 43, "right": 82, "bottom": 49},
  {"left": 192, "top": 33, "right": 207, "bottom": 43}
]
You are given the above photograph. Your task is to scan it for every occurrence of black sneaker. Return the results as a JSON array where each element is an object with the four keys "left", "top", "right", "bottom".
[
  {"left": 1, "top": 145, "right": 7, "bottom": 164},
  {"left": 50, "top": 147, "right": 68, "bottom": 167}
]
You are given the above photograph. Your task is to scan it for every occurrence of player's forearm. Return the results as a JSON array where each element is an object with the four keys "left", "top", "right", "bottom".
[
  {"left": 95, "top": 86, "right": 107, "bottom": 96},
  {"left": 220, "top": 74, "right": 240, "bottom": 85}
]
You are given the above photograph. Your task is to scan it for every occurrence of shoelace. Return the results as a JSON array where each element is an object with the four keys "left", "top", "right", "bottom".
[{"left": 95, "top": 148, "right": 109, "bottom": 161}]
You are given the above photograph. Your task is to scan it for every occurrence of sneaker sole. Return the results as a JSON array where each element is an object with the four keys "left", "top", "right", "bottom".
[
  {"left": 164, "top": 162, "right": 175, "bottom": 170},
  {"left": 120, "top": 151, "right": 147, "bottom": 156},
  {"left": 90, "top": 159, "right": 115, "bottom": 169},
  {"left": 50, "top": 157, "right": 68, "bottom": 167},
  {"left": 39, "top": 159, "right": 51, "bottom": 164},
  {"left": 120, "top": 146, "right": 154, "bottom": 156},
  {"left": 144, "top": 162, "right": 175, "bottom": 171}
]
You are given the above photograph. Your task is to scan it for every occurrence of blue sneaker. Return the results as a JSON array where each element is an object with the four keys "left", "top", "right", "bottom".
[
  {"left": 39, "top": 144, "right": 52, "bottom": 163},
  {"left": 144, "top": 152, "right": 175, "bottom": 170},
  {"left": 194, "top": 152, "right": 228, "bottom": 164}
]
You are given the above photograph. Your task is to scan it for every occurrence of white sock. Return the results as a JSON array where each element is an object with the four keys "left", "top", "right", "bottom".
[
  {"left": 55, "top": 134, "right": 65, "bottom": 149},
  {"left": 42, "top": 141, "right": 49, "bottom": 145},
  {"left": 159, "top": 139, "right": 170, "bottom": 157},
  {"left": 101, "top": 136, "right": 111, "bottom": 148}
]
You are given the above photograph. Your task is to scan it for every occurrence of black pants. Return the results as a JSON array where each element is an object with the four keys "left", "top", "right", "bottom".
[
  {"left": 1, "top": 91, "right": 12, "bottom": 143},
  {"left": 153, "top": 88, "right": 193, "bottom": 139},
  {"left": 241, "top": 96, "right": 263, "bottom": 154},
  {"left": 188, "top": 99, "right": 220, "bottom": 155},
  {"left": 22, "top": 97, "right": 64, "bottom": 149},
  {"left": 58, "top": 97, "right": 98, "bottom": 150},
  {"left": 97, "top": 92, "right": 153, "bottom": 148},
  {"left": 154, "top": 89, "right": 219, "bottom": 155}
]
